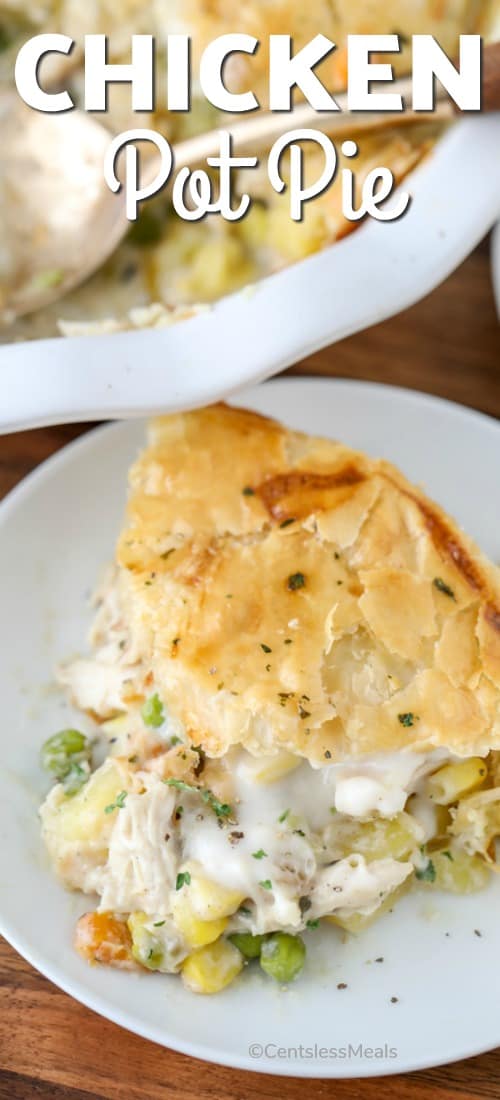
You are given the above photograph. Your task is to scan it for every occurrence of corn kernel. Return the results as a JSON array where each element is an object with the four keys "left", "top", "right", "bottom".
[
  {"left": 427, "top": 758, "right": 487, "bottom": 805},
  {"left": 180, "top": 862, "right": 244, "bottom": 920},
  {"left": 181, "top": 938, "right": 244, "bottom": 994},
  {"left": 172, "top": 891, "right": 228, "bottom": 948}
]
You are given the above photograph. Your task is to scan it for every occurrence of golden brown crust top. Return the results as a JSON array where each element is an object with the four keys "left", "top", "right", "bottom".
[{"left": 116, "top": 404, "right": 500, "bottom": 763}]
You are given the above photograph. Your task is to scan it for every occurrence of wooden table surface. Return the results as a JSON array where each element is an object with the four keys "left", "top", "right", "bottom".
[{"left": 0, "top": 239, "right": 499, "bottom": 1100}]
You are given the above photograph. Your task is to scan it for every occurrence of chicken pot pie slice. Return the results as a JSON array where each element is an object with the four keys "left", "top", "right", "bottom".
[{"left": 40, "top": 405, "right": 500, "bottom": 993}]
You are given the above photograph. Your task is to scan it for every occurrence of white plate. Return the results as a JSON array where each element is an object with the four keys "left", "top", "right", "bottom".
[
  {"left": 2, "top": 114, "right": 500, "bottom": 433},
  {"left": 1, "top": 378, "right": 500, "bottom": 1078}
]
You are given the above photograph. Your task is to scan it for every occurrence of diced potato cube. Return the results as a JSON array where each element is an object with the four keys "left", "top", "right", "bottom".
[
  {"left": 172, "top": 891, "right": 228, "bottom": 948},
  {"left": 238, "top": 202, "right": 268, "bottom": 247},
  {"left": 75, "top": 911, "right": 136, "bottom": 969},
  {"left": 48, "top": 760, "right": 126, "bottom": 844},
  {"left": 426, "top": 758, "right": 487, "bottom": 805},
  {"left": 180, "top": 862, "right": 244, "bottom": 921},
  {"left": 181, "top": 938, "right": 244, "bottom": 994},
  {"left": 267, "top": 201, "right": 328, "bottom": 262},
  {"left": 423, "top": 849, "right": 490, "bottom": 894},
  {"left": 331, "top": 813, "right": 418, "bottom": 863},
  {"left": 181, "top": 235, "right": 254, "bottom": 302},
  {"left": 242, "top": 751, "right": 301, "bottom": 785},
  {"left": 43, "top": 761, "right": 129, "bottom": 853}
]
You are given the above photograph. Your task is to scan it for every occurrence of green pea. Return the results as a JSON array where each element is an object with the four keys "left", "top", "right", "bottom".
[
  {"left": 260, "top": 933, "right": 306, "bottom": 983},
  {"left": 229, "top": 932, "right": 265, "bottom": 959},
  {"left": 141, "top": 693, "right": 164, "bottom": 728},
  {"left": 40, "top": 729, "right": 89, "bottom": 780}
]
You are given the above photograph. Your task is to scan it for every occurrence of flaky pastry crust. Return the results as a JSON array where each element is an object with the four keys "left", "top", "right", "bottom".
[{"left": 115, "top": 404, "right": 500, "bottom": 764}]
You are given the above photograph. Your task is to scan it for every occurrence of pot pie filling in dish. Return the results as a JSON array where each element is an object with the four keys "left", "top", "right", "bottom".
[
  {"left": 1, "top": 0, "right": 499, "bottom": 340},
  {"left": 40, "top": 405, "right": 500, "bottom": 994}
]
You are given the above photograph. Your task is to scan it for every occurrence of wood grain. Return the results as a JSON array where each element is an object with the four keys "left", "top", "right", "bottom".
[
  {"left": 0, "top": 239, "right": 499, "bottom": 1099},
  {"left": 482, "top": 41, "right": 500, "bottom": 115}
]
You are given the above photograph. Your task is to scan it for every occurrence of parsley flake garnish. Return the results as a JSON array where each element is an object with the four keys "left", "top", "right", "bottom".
[
  {"left": 398, "top": 712, "right": 417, "bottom": 728},
  {"left": 306, "top": 919, "right": 319, "bottom": 930},
  {"left": 176, "top": 871, "right": 191, "bottom": 891},
  {"left": 164, "top": 777, "right": 233, "bottom": 820},
  {"left": 260, "top": 643, "right": 272, "bottom": 654},
  {"left": 242, "top": 486, "right": 255, "bottom": 497},
  {"left": 278, "top": 809, "right": 290, "bottom": 823},
  {"left": 141, "top": 693, "right": 164, "bottom": 728},
  {"left": 280, "top": 518, "right": 296, "bottom": 528},
  {"left": 287, "top": 572, "right": 306, "bottom": 591},
  {"left": 104, "top": 790, "right": 128, "bottom": 814},
  {"left": 433, "top": 577, "right": 456, "bottom": 600},
  {"left": 63, "top": 762, "right": 89, "bottom": 796},
  {"left": 259, "top": 879, "right": 273, "bottom": 890},
  {"left": 415, "top": 859, "right": 436, "bottom": 883},
  {"left": 153, "top": 920, "right": 166, "bottom": 927},
  {"left": 252, "top": 848, "right": 267, "bottom": 860}
]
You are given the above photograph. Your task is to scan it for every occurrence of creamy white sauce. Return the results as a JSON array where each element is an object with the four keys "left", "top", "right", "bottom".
[
  {"left": 406, "top": 793, "right": 441, "bottom": 843},
  {"left": 331, "top": 750, "right": 449, "bottom": 818},
  {"left": 175, "top": 748, "right": 446, "bottom": 931},
  {"left": 232, "top": 748, "right": 447, "bottom": 827}
]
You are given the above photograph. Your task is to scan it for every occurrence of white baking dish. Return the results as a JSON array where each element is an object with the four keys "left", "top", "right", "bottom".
[{"left": 0, "top": 113, "right": 499, "bottom": 432}]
